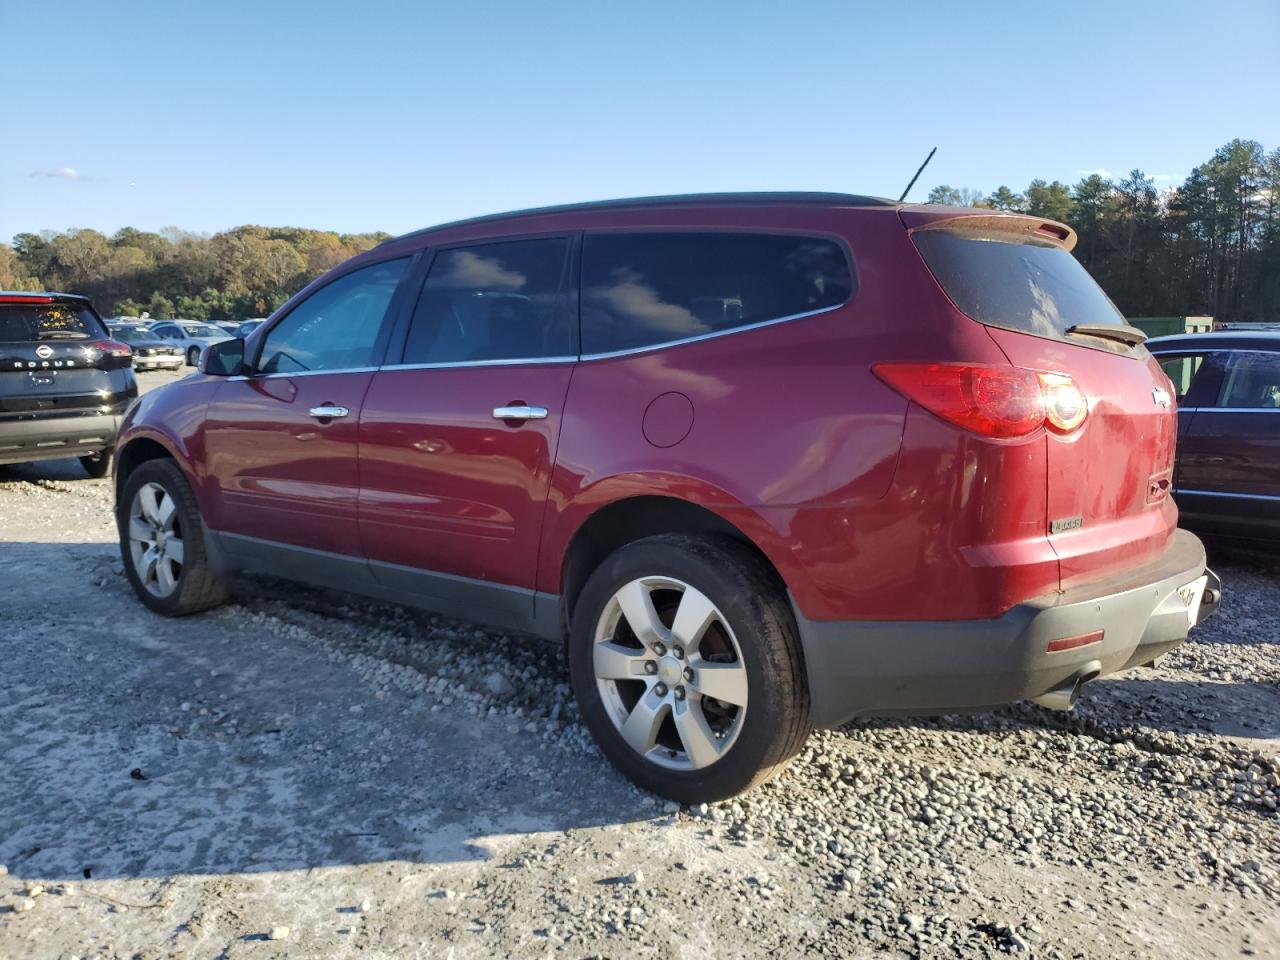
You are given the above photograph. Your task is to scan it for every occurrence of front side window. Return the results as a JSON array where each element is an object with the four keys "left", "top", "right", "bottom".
[
  {"left": 581, "top": 232, "right": 853, "bottom": 355},
  {"left": 400, "top": 237, "right": 573, "bottom": 364},
  {"left": 258, "top": 259, "right": 409, "bottom": 374},
  {"left": 1218, "top": 351, "right": 1280, "bottom": 408}
]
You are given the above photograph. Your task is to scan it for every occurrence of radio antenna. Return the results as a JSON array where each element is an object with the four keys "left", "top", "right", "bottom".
[{"left": 898, "top": 146, "right": 937, "bottom": 202}]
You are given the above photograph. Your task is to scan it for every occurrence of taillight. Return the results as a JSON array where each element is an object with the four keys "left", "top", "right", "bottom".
[
  {"left": 88, "top": 339, "right": 133, "bottom": 358},
  {"left": 873, "top": 363, "right": 1088, "bottom": 439},
  {"left": 1039, "top": 373, "right": 1086, "bottom": 433}
]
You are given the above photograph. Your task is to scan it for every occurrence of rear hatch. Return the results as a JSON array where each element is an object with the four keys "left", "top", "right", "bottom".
[
  {"left": 904, "top": 211, "right": 1178, "bottom": 589},
  {"left": 0, "top": 295, "right": 136, "bottom": 422}
]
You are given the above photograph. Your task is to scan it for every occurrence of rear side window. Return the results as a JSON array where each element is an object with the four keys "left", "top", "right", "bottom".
[
  {"left": 259, "top": 259, "right": 409, "bottom": 374},
  {"left": 912, "top": 228, "right": 1128, "bottom": 351},
  {"left": 1219, "top": 351, "right": 1280, "bottom": 408},
  {"left": 401, "top": 238, "right": 574, "bottom": 365},
  {"left": 0, "top": 302, "right": 100, "bottom": 342},
  {"left": 581, "top": 232, "right": 853, "bottom": 355}
]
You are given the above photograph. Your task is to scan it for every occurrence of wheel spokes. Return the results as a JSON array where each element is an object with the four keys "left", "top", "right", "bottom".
[
  {"left": 137, "top": 485, "right": 163, "bottom": 524},
  {"left": 673, "top": 699, "right": 722, "bottom": 767},
  {"left": 690, "top": 660, "right": 749, "bottom": 707},
  {"left": 669, "top": 585, "right": 718, "bottom": 655},
  {"left": 593, "top": 640, "right": 649, "bottom": 680},
  {"left": 165, "top": 536, "right": 185, "bottom": 565},
  {"left": 154, "top": 492, "right": 176, "bottom": 530},
  {"left": 616, "top": 580, "right": 669, "bottom": 649},
  {"left": 156, "top": 557, "right": 178, "bottom": 592},
  {"left": 619, "top": 688, "right": 667, "bottom": 755},
  {"left": 128, "top": 517, "right": 153, "bottom": 543}
]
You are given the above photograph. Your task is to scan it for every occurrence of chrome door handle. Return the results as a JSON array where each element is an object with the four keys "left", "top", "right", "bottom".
[
  {"left": 493, "top": 405, "right": 548, "bottom": 421},
  {"left": 309, "top": 404, "right": 350, "bottom": 419}
]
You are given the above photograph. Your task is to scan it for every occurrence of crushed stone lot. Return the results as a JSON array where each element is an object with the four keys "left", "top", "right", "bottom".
[{"left": 1, "top": 372, "right": 1278, "bottom": 959}]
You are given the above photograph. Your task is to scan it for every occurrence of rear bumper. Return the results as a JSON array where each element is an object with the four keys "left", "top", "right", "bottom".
[
  {"left": 795, "top": 529, "right": 1220, "bottom": 728},
  {"left": 0, "top": 413, "right": 121, "bottom": 465}
]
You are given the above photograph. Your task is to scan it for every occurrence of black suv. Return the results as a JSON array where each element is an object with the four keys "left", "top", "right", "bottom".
[{"left": 0, "top": 292, "right": 137, "bottom": 477}]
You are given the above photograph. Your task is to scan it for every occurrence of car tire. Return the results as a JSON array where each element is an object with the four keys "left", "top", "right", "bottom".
[
  {"left": 569, "top": 533, "right": 812, "bottom": 802},
  {"left": 186, "top": 346, "right": 200, "bottom": 366},
  {"left": 79, "top": 451, "right": 111, "bottom": 479},
  {"left": 118, "top": 459, "right": 230, "bottom": 616}
]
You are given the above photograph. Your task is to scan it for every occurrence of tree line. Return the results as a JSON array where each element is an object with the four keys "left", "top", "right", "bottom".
[
  {"left": 927, "top": 139, "right": 1279, "bottom": 322},
  {"left": 2, "top": 138, "right": 1277, "bottom": 323},
  {"left": 0, "top": 225, "right": 389, "bottom": 321}
]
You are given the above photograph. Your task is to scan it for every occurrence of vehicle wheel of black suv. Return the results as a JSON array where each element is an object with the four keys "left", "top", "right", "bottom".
[
  {"left": 79, "top": 451, "right": 111, "bottom": 479},
  {"left": 118, "top": 459, "right": 230, "bottom": 616},
  {"left": 570, "top": 533, "right": 812, "bottom": 803}
]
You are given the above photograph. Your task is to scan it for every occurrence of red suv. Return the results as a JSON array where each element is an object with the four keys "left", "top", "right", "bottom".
[{"left": 113, "top": 193, "right": 1220, "bottom": 801}]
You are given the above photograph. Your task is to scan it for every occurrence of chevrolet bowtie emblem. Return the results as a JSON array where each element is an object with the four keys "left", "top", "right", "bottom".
[{"left": 1152, "top": 386, "right": 1171, "bottom": 408}]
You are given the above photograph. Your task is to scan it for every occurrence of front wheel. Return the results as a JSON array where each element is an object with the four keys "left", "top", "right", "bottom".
[
  {"left": 118, "top": 459, "right": 230, "bottom": 616},
  {"left": 570, "top": 534, "right": 812, "bottom": 803}
]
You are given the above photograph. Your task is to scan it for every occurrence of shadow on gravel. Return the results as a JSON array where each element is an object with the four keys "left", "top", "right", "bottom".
[{"left": 0, "top": 541, "right": 653, "bottom": 885}]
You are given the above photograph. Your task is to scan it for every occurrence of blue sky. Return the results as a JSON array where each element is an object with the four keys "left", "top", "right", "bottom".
[{"left": 3, "top": 0, "right": 1277, "bottom": 240}]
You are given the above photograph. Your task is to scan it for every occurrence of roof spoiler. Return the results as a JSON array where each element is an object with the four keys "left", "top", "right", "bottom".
[{"left": 899, "top": 209, "right": 1078, "bottom": 253}]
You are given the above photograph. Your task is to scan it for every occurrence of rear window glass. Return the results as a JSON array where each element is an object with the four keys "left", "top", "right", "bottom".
[
  {"left": 0, "top": 302, "right": 100, "bottom": 342},
  {"left": 581, "top": 232, "right": 853, "bottom": 355},
  {"left": 912, "top": 228, "right": 1128, "bottom": 349}
]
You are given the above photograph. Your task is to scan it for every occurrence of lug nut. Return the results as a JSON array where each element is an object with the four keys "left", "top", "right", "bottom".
[
  {"left": 644, "top": 661, "right": 657, "bottom": 675},
  {"left": 674, "top": 686, "right": 686, "bottom": 701},
  {"left": 654, "top": 682, "right": 668, "bottom": 696},
  {"left": 673, "top": 646, "right": 685, "bottom": 660},
  {"left": 683, "top": 667, "right": 694, "bottom": 682},
  {"left": 652, "top": 642, "right": 667, "bottom": 656}
]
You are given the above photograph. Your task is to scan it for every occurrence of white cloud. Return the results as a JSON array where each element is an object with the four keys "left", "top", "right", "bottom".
[
  {"left": 1077, "top": 167, "right": 1113, "bottom": 179},
  {"left": 31, "top": 167, "right": 87, "bottom": 181},
  {"left": 1152, "top": 173, "right": 1174, "bottom": 182}
]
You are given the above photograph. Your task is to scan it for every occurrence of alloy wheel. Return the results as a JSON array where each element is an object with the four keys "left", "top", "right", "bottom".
[
  {"left": 127, "top": 481, "right": 185, "bottom": 597},
  {"left": 593, "top": 577, "right": 748, "bottom": 770}
]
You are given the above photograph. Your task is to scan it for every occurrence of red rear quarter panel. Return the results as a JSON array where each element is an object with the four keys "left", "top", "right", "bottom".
[{"left": 536, "top": 206, "right": 1024, "bottom": 621}]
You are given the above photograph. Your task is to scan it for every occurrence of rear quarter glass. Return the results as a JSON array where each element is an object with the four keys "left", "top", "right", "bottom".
[{"left": 911, "top": 228, "right": 1136, "bottom": 357}]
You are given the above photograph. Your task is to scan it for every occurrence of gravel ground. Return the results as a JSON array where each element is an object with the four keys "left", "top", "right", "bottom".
[{"left": 1, "top": 369, "right": 1277, "bottom": 959}]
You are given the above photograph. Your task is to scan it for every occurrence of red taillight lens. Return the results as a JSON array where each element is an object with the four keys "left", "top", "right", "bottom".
[
  {"left": 89, "top": 338, "right": 132, "bottom": 358},
  {"left": 873, "top": 363, "right": 1088, "bottom": 439}
]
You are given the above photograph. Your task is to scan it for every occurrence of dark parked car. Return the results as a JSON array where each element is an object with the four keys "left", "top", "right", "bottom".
[
  {"left": 112, "top": 193, "right": 1219, "bottom": 800},
  {"left": 1, "top": 292, "right": 137, "bottom": 477},
  {"left": 1148, "top": 331, "right": 1280, "bottom": 547},
  {"left": 110, "top": 324, "right": 185, "bottom": 371}
]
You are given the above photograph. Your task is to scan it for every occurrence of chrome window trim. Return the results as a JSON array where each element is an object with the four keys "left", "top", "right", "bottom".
[
  {"left": 1177, "top": 489, "right": 1280, "bottom": 502},
  {"left": 578, "top": 303, "right": 844, "bottom": 362},
  {"left": 383, "top": 355, "right": 578, "bottom": 372},
  {"left": 226, "top": 365, "right": 380, "bottom": 382}
]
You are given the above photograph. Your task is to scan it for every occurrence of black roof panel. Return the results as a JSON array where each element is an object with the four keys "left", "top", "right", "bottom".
[{"left": 394, "top": 192, "right": 896, "bottom": 242}]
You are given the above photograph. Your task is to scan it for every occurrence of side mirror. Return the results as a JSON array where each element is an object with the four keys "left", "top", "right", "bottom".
[{"left": 200, "top": 338, "right": 246, "bottom": 376}]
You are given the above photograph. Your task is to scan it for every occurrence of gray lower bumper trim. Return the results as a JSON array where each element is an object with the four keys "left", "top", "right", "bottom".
[{"left": 794, "top": 529, "right": 1217, "bottom": 728}]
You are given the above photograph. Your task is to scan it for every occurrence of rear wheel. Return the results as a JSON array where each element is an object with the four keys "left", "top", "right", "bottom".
[
  {"left": 186, "top": 346, "right": 201, "bottom": 366},
  {"left": 570, "top": 534, "right": 811, "bottom": 802},
  {"left": 79, "top": 451, "right": 111, "bottom": 479},
  {"left": 118, "top": 459, "right": 229, "bottom": 615}
]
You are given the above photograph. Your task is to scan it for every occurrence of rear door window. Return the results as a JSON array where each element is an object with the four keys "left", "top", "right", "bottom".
[
  {"left": 0, "top": 301, "right": 100, "bottom": 342},
  {"left": 581, "top": 232, "right": 853, "bottom": 355},
  {"left": 912, "top": 227, "right": 1131, "bottom": 353},
  {"left": 399, "top": 237, "right": 575, "bottom": 365}
]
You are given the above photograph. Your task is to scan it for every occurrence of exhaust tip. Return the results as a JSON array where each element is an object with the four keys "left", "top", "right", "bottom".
[{"left": 1031, "top": 660, "right": 1101, "bottom": 712}]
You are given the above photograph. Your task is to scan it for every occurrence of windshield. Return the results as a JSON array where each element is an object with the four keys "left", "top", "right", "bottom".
[
  {"left": 0, "top": 301, "right": 100, "bottom": 342},
  {"left": 912, "top": 227, "right": 1133, "bottom": 353},
  {"left": 113, "top": 327, "right": 154, "bottom": 343},
  {"left": 183, "top": 323, "right": 225, "bottom": 337}
]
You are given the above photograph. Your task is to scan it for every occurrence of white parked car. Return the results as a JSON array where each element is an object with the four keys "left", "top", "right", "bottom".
[{"left": 147, "top": 320, "right": 233, "bottom": 366}]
